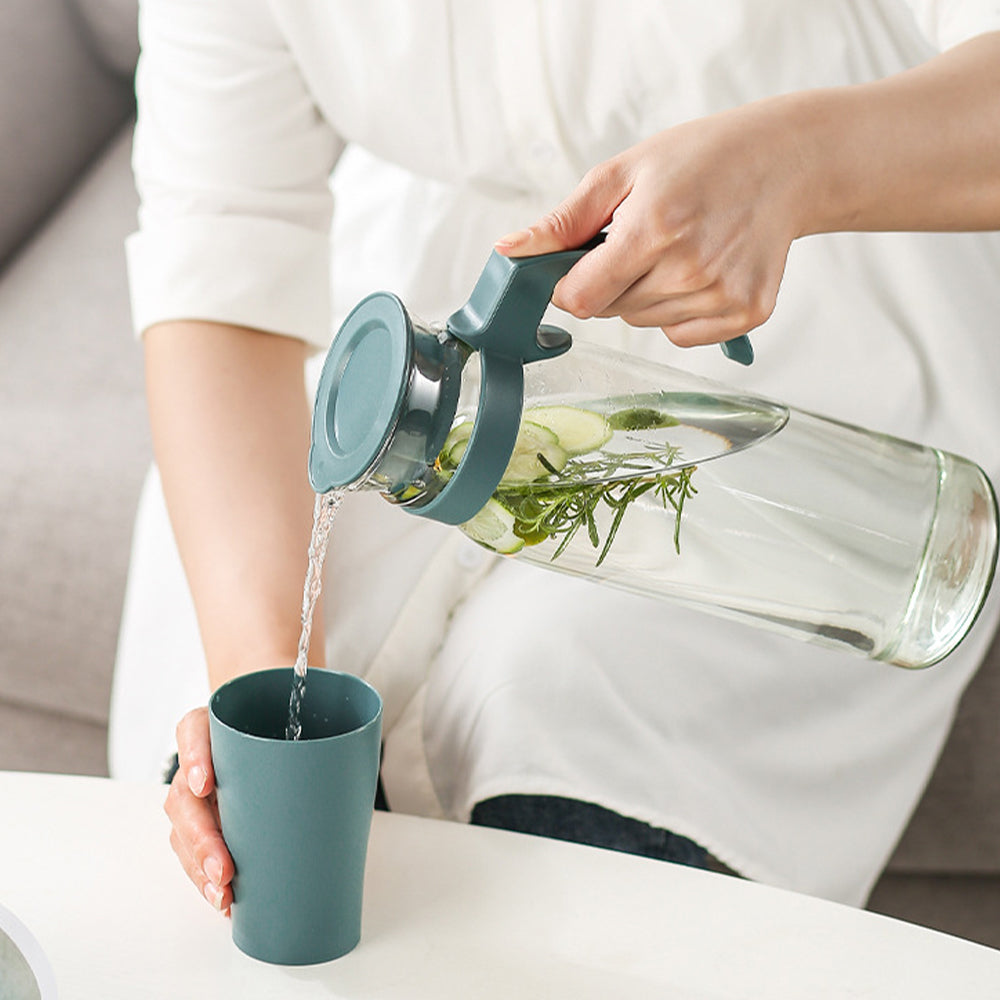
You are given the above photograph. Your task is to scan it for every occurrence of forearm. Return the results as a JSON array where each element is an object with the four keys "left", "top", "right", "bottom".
[
  {"left": 789, "top": 31, "right": 1000, "bottom": 235},
  {"left": 144, "top": 321, "right": 321, "bottom": 691}
]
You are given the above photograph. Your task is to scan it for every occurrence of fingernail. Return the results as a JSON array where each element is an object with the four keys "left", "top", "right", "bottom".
[
  {"left": 188, "top": 766, "right": 207, "bottom": 796},
  {"left": 204, "top": 856, "right": 223, "bottom": 886},
  {"left": 494, "top": 229, "right": 532, "bottom": 250},
  {"left": 204, "top": 881, "right": 225, "bottom": 911}
]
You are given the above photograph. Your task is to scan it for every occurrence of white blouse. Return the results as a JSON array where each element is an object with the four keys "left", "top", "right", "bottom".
[{"left": 114, "top": 0, "right": 1000, "bottom": 907}]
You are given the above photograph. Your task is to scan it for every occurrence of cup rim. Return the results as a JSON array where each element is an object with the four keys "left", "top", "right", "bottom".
[{"left": 209, "top": 666, "right": 383, "bottom": 744}]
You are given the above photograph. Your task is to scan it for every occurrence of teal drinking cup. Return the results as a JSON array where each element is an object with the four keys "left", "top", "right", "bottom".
[{"left": 209, "top": 667, "right": 382, "bottom": 965}]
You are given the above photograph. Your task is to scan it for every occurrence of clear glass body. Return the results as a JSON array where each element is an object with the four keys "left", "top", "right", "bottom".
[{"left": 368, "top": 332, "right": 998, "bottom": 669}]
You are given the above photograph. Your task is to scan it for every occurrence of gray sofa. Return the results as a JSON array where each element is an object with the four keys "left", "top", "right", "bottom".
[
  {"left": 2, "top": 0, "right": 998, "bottom": 951},
  {"left": 0, "top": 0, "right": 147, "bottom": 775}
]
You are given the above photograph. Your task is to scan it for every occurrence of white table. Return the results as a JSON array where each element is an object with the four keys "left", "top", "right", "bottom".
[{"left": 1, "top": 771, "right": 998, "bottom": 999}]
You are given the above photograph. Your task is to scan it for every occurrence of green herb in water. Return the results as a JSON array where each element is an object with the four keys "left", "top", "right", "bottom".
[
  {"left": 443, "top": 403, "right": 698, "bottom": 564},
  {"left": 497, "top": 448, "right": 697, "bottom": 567}
]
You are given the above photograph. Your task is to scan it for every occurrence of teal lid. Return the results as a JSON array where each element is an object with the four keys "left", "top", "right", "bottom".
[{"left": 308, "top": 294, "right": 412, "bottom": 491}]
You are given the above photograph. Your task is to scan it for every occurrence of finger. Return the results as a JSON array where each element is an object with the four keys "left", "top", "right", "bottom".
[
  {"left": 168, "top": 825, "right": 231, "bottom": 914},
  {"left": 176, "top": 706, "right": 214, "bottom": 798},
  {"left": 164, "top": 773, "right": 234, "bottom": 884},
  {"left": 494, "top": 159, "right": 629, "bottom": 257},
  {"left": 551, "top": 217, "right": 698, "bottom": 320},
  {"left": 606, "top": 263, "right": 776, "bottom": 341},
  {"left": 165, "top": 774, "right": 235, "bottom": 912},
  {"left": 659, "top": 310, "right": 766, "bottom": 349},
  {"left": 595, "top": 275, "right": 725, "bottom": 326}
]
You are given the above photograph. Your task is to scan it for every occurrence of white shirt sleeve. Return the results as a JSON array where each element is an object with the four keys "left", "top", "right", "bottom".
[
  {"left": 125, "top": 0, "right": 344, "bottom": 347},
  {"left": 900, "top": 0, "right": 1000, "bottom": 49}
]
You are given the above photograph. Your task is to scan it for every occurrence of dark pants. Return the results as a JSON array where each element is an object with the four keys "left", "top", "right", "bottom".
[{"left": 469, "top": 794, "right": 711, "bottom": 869}]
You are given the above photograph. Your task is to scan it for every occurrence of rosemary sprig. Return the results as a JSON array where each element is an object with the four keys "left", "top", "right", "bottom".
[{"left": 497, "top": 448, "right": 697, "bottom": 567}]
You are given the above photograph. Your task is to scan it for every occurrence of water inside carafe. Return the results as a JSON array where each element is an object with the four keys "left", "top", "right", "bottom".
[{"left": 454, "top": 392, "right": 996, "bottom": 668}]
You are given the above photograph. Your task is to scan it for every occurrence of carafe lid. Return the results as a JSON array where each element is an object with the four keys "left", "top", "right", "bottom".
[{"left": 309, "top": 293, "right": 415, "bottom": 491}]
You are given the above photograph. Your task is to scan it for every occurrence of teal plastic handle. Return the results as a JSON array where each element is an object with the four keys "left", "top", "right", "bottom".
[
  {"left": 449, "top": 232, "right": 753, "bottom": 366},
  {"left": 721, "top": 333, "right": 754, "bottom": 365},
  {"left": 446, "top": 234, "right": 605, "bottom": 359}
]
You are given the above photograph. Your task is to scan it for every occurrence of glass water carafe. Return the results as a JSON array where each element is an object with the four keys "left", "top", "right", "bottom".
[{"left": 308, "top": 242, "right": 997, "bottom": 669}]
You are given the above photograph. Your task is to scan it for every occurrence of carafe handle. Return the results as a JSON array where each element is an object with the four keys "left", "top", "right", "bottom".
[{"left": 446, "top": 232, "right": 753, "bottom": 366}]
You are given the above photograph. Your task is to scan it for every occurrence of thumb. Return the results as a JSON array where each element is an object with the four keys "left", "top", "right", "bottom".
[{"left": 495, "top": 164, "right": 626, "bottom": 257}]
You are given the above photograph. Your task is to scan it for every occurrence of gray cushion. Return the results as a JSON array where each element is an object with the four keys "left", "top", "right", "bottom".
[
  {"left": 72, "top": 0, "right": 139, "bottom": 77},
  {"left": 868, "top": 872, "right": 1000, "bottom": 950},
  {"left": 0, "top": 123, "right": 150, "bottom": 731},
  {"left": 0, "top": 0, "right": 134, "bottom": 265},
  {"left": 886, "top": 636, "right": 1000, "bottom": 873},
  {"left": 0, "top": 701, "right": 109, "bottom": 777}
]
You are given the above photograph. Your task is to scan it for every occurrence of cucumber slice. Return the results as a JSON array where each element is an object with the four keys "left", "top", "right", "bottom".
[
  {"left": 440, "top": 420, "right": 474, "bottom": 468},
  {"left": 501, "top": 421, "right": 568, "bottom": 483},
  {"left": 440, "top": 416, "right": 571, "bottom": 483},
  {"left": 523, "top": 405, "right": 612, "bottom": 455},
  {"left": 461, "top": 498, "right": 525, "bottom": 554}
]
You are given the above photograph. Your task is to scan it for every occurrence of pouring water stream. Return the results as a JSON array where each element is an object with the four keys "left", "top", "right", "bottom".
[{"left": 286, "top": 489, "right": 345, "bottom": 740}]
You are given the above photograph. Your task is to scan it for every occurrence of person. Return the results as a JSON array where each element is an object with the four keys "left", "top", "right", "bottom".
[{"left": 110, "top": 0, "right": 1000, "bottom": 918}]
